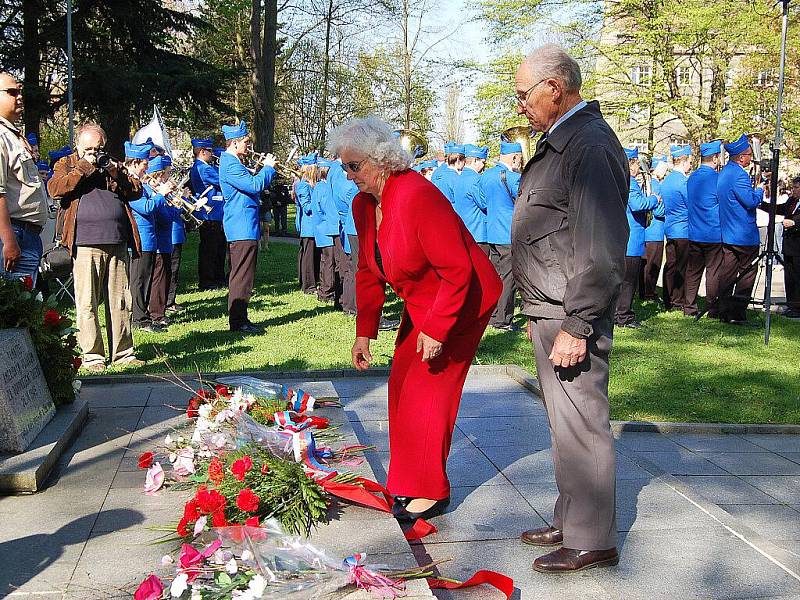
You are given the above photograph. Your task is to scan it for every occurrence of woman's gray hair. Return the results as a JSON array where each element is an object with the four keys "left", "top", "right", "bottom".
[
  {"left": 328, "top": 116, "right": 412, "bottom": 173},
  {"left": 523, "top": 44, "right": 582, "bottom": 92}
]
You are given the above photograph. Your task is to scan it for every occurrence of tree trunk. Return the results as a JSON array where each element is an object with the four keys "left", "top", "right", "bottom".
[
  {"left": 263, "top": 0, "right": 278, "bottom": 152},
  {"left": 102, "top": 112, "right": 132, "bottom": 157},
  {"left": 250, "top": 0, "right": 268, "bottom": 151},
  {"left": 318, "top": 0, "right": 334, "bottom": 148},
  {"left": 22, "top": 0, "right": 44, "bottom": 137},
  {"left": 402, "top": 0, "right": 412, "bottom": 129}
]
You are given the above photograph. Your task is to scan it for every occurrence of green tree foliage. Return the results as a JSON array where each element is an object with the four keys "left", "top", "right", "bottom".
[{"left": 472, "top": 53, "right": 529, "bottom": 155}]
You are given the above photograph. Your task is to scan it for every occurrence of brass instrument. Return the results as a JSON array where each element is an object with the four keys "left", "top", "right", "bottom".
[
  {"left": 393, "top": 129, "right": 428, "bottom": 160},
  {"left": 640, "top": 154, "right": 653, "bottom": 197},
  {"left": 249, "top": 147, "right": 302, "bottom": 179},
  {"left": 156, "top": 173, "right": 208, "bottom": 227},
  {"left": 501, "top": 125, "right": 533, "bottom": 166}
]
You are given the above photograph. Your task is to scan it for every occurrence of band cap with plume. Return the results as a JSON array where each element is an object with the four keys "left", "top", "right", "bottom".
[
  {"left": 147, "top": 154, "right": 172, "bottom": 173},
  {"left": 624, "top": 147, "right": 639, "bottom": 160},
  {"left": 124, "top": 141, "right": 154, "bottom": 160},
  {"left": 297, "top": 152, "right": 318, "bottom": 166},
  {"left": 700, "top": 140, "right": 722, "bottom": 157},
  {"left": 221, "top": 121, "right": 248, "bottom": 140},
  {"left": 724, "top": 134, "right": 750, "bottom": 157}
]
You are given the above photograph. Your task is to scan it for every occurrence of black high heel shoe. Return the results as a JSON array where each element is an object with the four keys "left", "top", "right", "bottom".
[{"left": 392, "top": 497, "right": 450, "bottom": 523}]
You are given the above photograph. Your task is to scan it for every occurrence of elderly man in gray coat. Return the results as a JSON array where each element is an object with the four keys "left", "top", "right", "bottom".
[{"left": 512, "top": 44, "right": 630, "bottom": 573}]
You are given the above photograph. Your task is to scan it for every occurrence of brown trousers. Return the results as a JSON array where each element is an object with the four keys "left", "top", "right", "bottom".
[
  {"left": 130, "top": 250, "right": 155, "bottom": 325},
  {"left": 198, "top": 220, "right": 227, "bottom": 289},
  {"left": 489, "top": 243, "right": 516, "bottom": 327},
  {"left": 335, "top": 236, "right": 356, "bottom": 314},
  {"left": 684, "top": 242, "right": 724, "bottom": 317},
  {"left": 718, "top": 244, "right": 759, "bottom": 322},
  {"left": 318, "top": 244, "right": 336, "bottom": 302},
  {"left": 298, "top": 237, "right": 317, "bottom": 294},
  {"left": 530, "top": 316, "right": 617, "bottom": 551},
  {"left": 228, "top": 240, "right": 258, "bottom": 329},
  {"left": 615, "top": 256, "right": 642, "bottom": 325},
  {"left": 149, "top": 252, "right": 172, "bottom": 320},
  {"left": 663, "top": 238, "right": 690, "bottom": 310},
  {"left": 167, "top": 243, "right": 182, "bottom": 308},
  {"left": 73, "top": 243, "right": 135, "bottom": 366},
  {"left": 640, "top": 240, "right": 663, "bottom": 301}
]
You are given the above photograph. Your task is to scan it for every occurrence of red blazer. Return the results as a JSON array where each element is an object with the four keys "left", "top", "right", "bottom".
[{"left": 353, "top": 169, "right": 502, "bottom": 343}]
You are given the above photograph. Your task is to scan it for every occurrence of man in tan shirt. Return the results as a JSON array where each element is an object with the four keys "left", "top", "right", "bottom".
[{"left": 0, "top": 72, "right": 48, "bottom": 284}]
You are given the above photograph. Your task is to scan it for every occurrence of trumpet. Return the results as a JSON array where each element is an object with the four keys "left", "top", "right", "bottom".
[
  {"left": 156, "top": 173, "right": 210, "bottom": 227},
  {"left": 249, "top": 147, "right": 302, "bottom": 179}
]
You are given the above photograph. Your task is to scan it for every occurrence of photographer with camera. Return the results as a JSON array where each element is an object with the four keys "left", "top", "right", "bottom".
[{"left": 48, "top": 121, "right": 146, "bottom": 372}]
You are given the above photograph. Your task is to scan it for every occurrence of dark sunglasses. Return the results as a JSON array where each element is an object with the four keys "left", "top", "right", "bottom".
[
  {"left": 1, "top": 88, "right": 22, "bottom": 98},
  {"left": 342, "top": 158, "right": 367, "bottom": 173}
]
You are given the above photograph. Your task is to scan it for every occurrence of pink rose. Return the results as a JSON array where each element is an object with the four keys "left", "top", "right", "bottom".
[
  {"left": 144, "top": 462, "right": 165, "bottom": 495},
  {"left": 134, "top": 574, "right": 163, "bottom": 600}
]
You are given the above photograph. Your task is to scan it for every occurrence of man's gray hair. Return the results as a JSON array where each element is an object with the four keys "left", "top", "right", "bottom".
[
  {"left": 328, "top": 116, "right": 412, "bottom": 173},
  {"left": 523, "top": 44, "right": 582, "bottom": 92},
  {"left": 76, "top": 121, "right": 106, "bottom": 144}
]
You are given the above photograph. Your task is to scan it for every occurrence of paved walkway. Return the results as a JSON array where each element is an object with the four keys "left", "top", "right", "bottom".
[{"left": 2, "top": 370, "right": 800, "bottom": 599}]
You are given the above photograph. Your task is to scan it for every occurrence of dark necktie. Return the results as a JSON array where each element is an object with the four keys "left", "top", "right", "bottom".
[{"left": 534, "top": 133, "right": 548, "bottom": 155}]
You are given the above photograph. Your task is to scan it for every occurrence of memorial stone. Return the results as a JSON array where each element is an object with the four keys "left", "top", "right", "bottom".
[{"left": 0, "top": 328, "right": 56, "bottom": 453}]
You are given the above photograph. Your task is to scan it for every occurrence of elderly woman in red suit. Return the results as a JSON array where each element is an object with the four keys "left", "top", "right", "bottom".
[{"left": 328, "top": 117, "right": 502, "bottom": 522}]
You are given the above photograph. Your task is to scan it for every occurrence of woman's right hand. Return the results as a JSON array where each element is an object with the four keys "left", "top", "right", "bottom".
[{"left": 352, "top": 336, "right": 373, "bottom": 371}]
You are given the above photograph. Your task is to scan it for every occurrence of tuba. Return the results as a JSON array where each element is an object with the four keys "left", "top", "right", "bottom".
[
  {"left": 501, "top": 125, "right": 533, "bottom": 165},
  {"left": 748, "top": 132, "right": 763, "bottom": 189},
  {"left": 393, "top": 129, "right": 428, "bottom": 160}
]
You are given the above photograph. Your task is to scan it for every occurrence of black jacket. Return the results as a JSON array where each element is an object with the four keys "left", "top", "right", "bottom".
[
  {"left": 778, "top": 195, "right": 800, "bottom": 256},
  {"left": 511, "top": 100, "right": 629, "bottom": 339}
]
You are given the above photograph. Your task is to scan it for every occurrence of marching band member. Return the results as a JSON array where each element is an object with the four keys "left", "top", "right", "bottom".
[
  {"left": 218, "top": 121, "right": 276, "bottom": 333},
  {"left": 296, "top": 153, "right": 319, "bottom": 295},
  {"left": 432, "top": 142, "right": 465, "bottom": 203},
  {"left": 480, "top": 140, "right": 522, "bottom": 330},
  {"left": 640, "top": 155, "right": 668, "bottom": 301},
  {"left": 684, "top": 140, "right": 723, "bottom": 317},
  {"left": 660, "top": 144, "right": 692, "bottom": 311},
  {"left": 418, "top": 160, "right": 437, "bottom": 180},
  {"left": 166, "top": 192, "right": 186, "bottom": 315},
  {"left": 716, "top": 134, "right": 764, "bottom": 324},
  {"left": 190, "top": 137, "right": 227, "bottom": 291},
  {"left": 26, "top": 132, "right": 40, "bottom": 162},
  {"left": 125, "top": 141, "right": 165, "bottom": 332},
  {"left": 453, "top": 144, "right": 489, "bottom": 254},
  {"left": 142, "top": 155, "right": 182, "bottom": 328},
  {"left": 430, "top": 142, "right": 452, "bottom": 185},
  {"left": 329, "top": 157, "right": 358, "bottom": 315},
  {"left": 312, "top": 160, "right": 338, "bottom": 304},
  {"left": 615, "top": 148, "right": 660, "bottom": 328}
]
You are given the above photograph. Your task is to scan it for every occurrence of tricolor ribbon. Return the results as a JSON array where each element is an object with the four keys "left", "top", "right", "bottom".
[
  {"left": 343, "top": 554, "right": 405, "bottom": 598},
  {"left": 273, "top": 410, "right": 329, "bottom": 431},
  {"left": 292, "top": 430, "right": 337, "bottom": 475},
  {"left": 282, "top": 385, "right": 317, "bottom": 412}
]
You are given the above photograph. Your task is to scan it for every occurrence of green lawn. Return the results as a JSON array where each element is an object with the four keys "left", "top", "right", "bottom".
[{"left": 83, "top": 233, "right": 800, "bottom": 424}]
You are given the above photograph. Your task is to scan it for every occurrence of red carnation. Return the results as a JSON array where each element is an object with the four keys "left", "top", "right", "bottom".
[
  {"left": 137, "top": 452, "right": 154, "bottom": 469},
  {"left": 43, "top": 309, "right": 63, "bottom": 327},
  {"left": 72, "top": 356, "right": 82, "bottom": 370},
  {"left": 215, "top": 384, "right": 231, "bottom": 397},
  {"left": 207, "top": 457, "right": 224, "bottom": 486},
  {"left": 183, "top": 498, "right": 201, "bottom": 522},
  {"left": 177, "top": 516, "right": 191, "bottom": 537},
  {"left": 236, "top": 488, "right": 260, "bottom": 512},
  {"left": 211, "top": 510, "right": 228, "bottom": 527},
  {"left": 196, "top": 389, "right": 210, "bottom": 399},
  {"left": 195, "top": 486, "right": 226, "bottom": 515},
  {"left": 260, "top": 463, "right": 270, "bottom": 475},
  {"left": 20, "top": 275, "right": 33, "bottom": 291},
  {"left": 245, "top": 516, "right": 260, "bottom": 527},
  {"left": 186, "top": 396, "right": 202, "bottom": 418},
  {"left": 231, "top": 456, "right": 253, "bottom": 482}
]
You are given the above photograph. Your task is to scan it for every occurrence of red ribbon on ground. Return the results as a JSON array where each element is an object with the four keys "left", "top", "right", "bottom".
[
  {"left": 318, "top": 476, "right": 436, "bottom": 539},
  {"left": 428, "top": 570, "right": 514, "bottom": 599}
]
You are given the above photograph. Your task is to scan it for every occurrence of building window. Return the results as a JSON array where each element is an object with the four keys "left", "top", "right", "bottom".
[
  {"left": 631, "top": 138, "right": 649, "bottom": 152},
  {"left": 632, "top": 65, "right": 652, "bottom": 86},
  {"left": 628, "top": 103, "right": 649, "bottom": 124},
  {"left": 757, "top": 69, "right": 775, "bottom": 86},
  {"left": 677, "top": 66, "right": 691, "bottom": 86},
  {"left": 672, "top": 138, "right": 689, "bottom": 146}
]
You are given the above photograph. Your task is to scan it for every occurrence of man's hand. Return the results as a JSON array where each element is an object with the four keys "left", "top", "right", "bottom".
[
  {"left": 785, "top": 218, "right": 795, "bottom": 229},
  {"left": 262, "top": 153, "right": 277, "bottom": 168},
  {"left": 82, "top": 151, "right": 98, "bottom": 166},
  {"left": 416, "top": 331, "right": 443, "bottom": 362},
  {"left": 548, "top": 330, "right": 587, "bottom": 368},
  {"left": 352, "top": 336, "right": 373, "bottom": 371},
  {"left": 2, "top": 236, "right": 21, "bottom": 272}
]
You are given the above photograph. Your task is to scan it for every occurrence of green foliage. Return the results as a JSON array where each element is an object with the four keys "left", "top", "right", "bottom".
[
  {"left": 0, "top": 278, "right": 79, "bottom": 406},
  {"left": 215, "top": 446, "right": 328, "bottom": 536},
  {"left": 472, "top": 53, "right": 529, "bottom": 156}
]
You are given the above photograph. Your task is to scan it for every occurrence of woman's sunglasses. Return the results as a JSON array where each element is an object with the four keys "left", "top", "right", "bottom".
[{"left": 342, "top": 158, "right": 367, "bottom": 173}]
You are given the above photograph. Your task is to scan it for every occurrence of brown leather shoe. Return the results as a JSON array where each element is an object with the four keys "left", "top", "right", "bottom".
[
  {"left": 520, "top": 526, "right": 563, "bottom": 546},
  {"left": 533, "top": 547, "right": 619, "bottom": 573}
]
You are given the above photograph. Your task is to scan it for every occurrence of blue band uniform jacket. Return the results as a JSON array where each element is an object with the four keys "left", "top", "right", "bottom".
[
  {"left": 717, "top": 161, "right": 763, "bottom": 247},
  {"left": 219, "top": 151, "right": 275, "bottom": 242}
]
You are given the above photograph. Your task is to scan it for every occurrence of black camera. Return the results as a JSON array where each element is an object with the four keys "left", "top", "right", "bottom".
[
  {"left": 759, "top": 158, "right": 772, "bottom": 172},
  {"left": 95, "top": 152, "right": 112, "bottom": 169}
]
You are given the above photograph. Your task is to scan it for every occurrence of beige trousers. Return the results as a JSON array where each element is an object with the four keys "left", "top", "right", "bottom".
[{"left": 73, "top": 243, "right": 135, "bottom": 366}]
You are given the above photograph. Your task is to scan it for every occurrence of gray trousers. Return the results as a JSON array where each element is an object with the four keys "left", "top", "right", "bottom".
[{"left": 530, "top": 316, "right": 617, "bottom": 551}]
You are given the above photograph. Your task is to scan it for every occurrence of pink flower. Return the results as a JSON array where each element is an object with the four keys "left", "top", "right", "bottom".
[
  {"left": 143, "top": 462, "right": 164, "bottom": 495},
  {"left": 134, "top": 574, "right": 163, "bottom": 600},
  {"left": 178, "top": 539, "right": 222, "bottom": 582},
  {"left": 172, "top": 447, "right": 196, "bottom": 477}
]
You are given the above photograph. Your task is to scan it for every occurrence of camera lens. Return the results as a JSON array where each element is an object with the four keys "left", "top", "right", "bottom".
[{"left": 96, "top": 153, "right": 111, "bottom": 169}]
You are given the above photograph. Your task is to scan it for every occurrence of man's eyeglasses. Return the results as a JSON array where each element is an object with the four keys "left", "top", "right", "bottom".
[
  {"left": 514, "top": 78, "right": 548, "bottom": 107},
  {"left": 1, "top": 88, "right": 22, "bottom": 98},
  {"left": 342, "top": 158, "right": 367, "bottom": 173}
]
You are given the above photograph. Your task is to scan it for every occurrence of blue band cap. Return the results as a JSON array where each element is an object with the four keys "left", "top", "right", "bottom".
[
  {"left": 26, "top": 133, "right": 38, "bottom": 146},
  {"left": 465, "top": 144, "right": 489, "bottom": 159},
  {"left": 146, "top": 155, "right": 172, "bottom": 173},
  {"left": 221, "top": 121, "right": 248, "bottom": 140},
  {"left": 212, "top": 146, "right": 224, "bottom": 157},
  {"left": 191, "top": 137, "right": 214, "bottom": 148},
  {"left": 297, "top": 152, "right": 318, "bottom": 166},
  {"left": 700, "top": 140, "right": 722, "bottom": 157},
  {"left": 624, "top": 147, "right": 639, "bottom": 160},
  {"left": 124, "top": 141, "right": 153, "bottom": 160},
  {"left": 724, "top": 134, "right": 750, "bottom": 156},
  {"left": 36, "top": 160, "right": 49, "bottom": 171},
  {"left": 500, "top": 141, "right": 523, "bottom": 155},
  {"left": 670, "top": 144, "right": 692, "bottom": 158}
]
